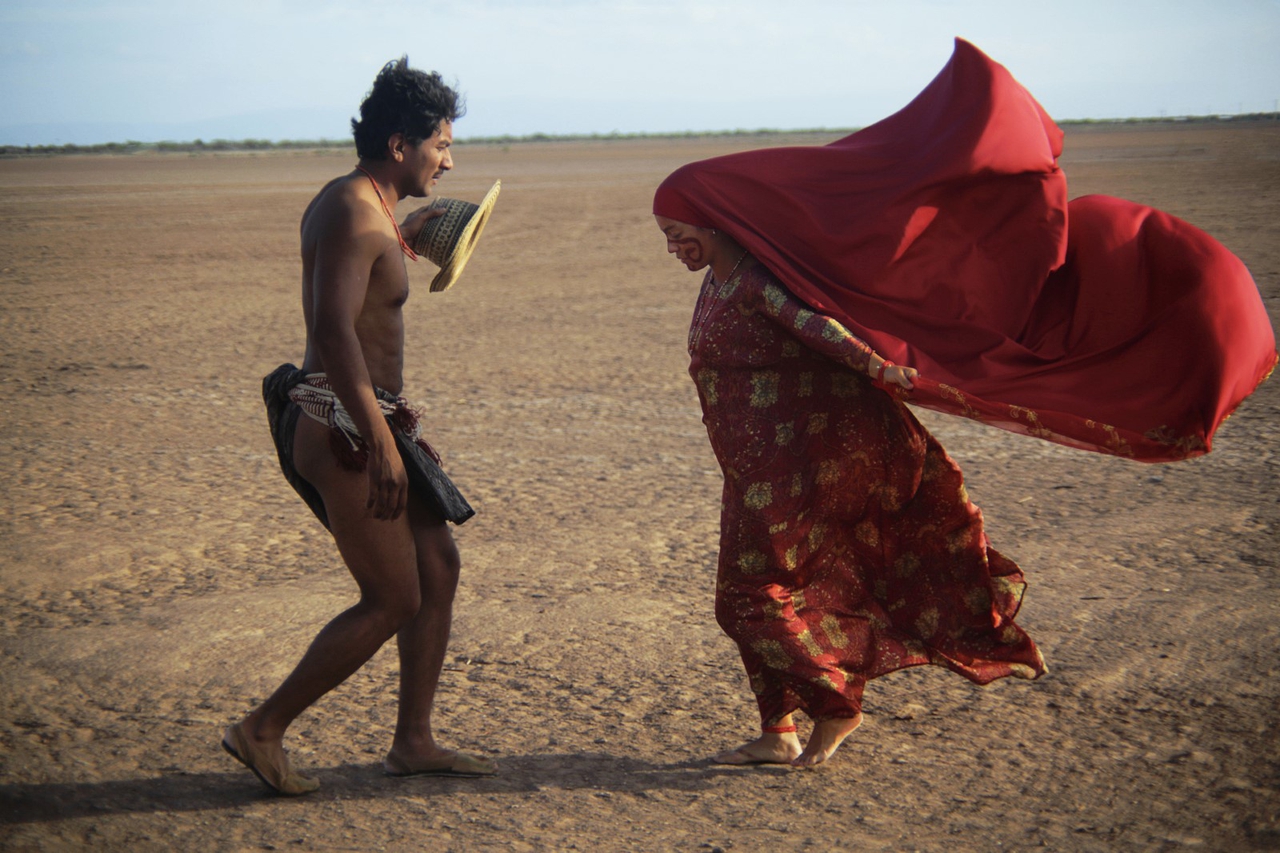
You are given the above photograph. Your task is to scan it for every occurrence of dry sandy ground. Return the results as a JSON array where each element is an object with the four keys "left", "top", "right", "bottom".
[{"left": 1, "top": 123, "right": 1278, "bottom": 852}]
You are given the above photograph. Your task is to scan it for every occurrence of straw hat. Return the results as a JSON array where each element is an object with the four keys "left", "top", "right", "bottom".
[{"left": 414, "top": 180, "right": 501, "bottom": 292}]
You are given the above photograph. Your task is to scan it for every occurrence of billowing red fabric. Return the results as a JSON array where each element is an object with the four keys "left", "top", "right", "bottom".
[{"left": 654, "top": 38, "right": 1276, "bottom": 462}]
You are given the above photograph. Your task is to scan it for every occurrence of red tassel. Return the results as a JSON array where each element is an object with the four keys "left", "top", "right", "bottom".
[
  {"left": 329, "top": 431, "right": 368, "bottom": 471},
  {"left": 415, "top": 437, "right": 442, "bottom": 464},
  {"left": 390, "top": 404, "right": 419, "bottom": 435}
]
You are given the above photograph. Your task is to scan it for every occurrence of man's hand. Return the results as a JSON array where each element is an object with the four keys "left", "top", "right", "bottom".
[
  {"left": 366, "top": 439, "right": 409, "bottom": 521},
  {"left": 399, "top": 205, "right": 447, "bottom": 247}
]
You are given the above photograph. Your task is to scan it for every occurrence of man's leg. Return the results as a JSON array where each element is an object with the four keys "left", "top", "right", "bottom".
[
  {"left": 387, "top": 500, "right": 457, "bottom": 762},
  {"left": 382, "top": 497, "right": 497, "bottom": 776},
  {"left": 229, "top": 416, "right": 423, "bottom": 790}
]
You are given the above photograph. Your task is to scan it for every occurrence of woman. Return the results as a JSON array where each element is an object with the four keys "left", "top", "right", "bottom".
[
  {"left": 654, "top": 214, "right": 1044, "bottom": 767},
  {"left": 653, "top": 40, "right": 1273, "bottom": 768}
]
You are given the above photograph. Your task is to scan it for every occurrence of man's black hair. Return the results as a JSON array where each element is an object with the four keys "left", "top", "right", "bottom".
[{"left": 351, "top": 57, "right": 464, "bottom": 160}]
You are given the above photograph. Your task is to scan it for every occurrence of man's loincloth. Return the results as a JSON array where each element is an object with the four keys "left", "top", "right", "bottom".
[{"left": 262, "top": 363, "right": 475, "bottom": 528}]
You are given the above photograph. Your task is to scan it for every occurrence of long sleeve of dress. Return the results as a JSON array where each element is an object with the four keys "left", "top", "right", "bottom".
[{"left": 747, "top": 273, "right": 876, "bottom": 377}]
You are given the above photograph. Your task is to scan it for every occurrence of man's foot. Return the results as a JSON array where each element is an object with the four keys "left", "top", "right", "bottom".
[
  {"left": 712, "top": 732, "right": 802, "bottom": 766},
  {"left": 221, "top": 722, "right": 320, "bottom": 795},
  {"left": 791, "top": 713, "right": 863, "bottom": 768},
  {"left": 383, "top": 748, "right": 498, "bottom": 778}
]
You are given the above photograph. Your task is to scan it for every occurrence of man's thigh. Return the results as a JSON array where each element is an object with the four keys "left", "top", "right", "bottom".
[
  {"left": 293, "top": 415, "right": 418, "bottom": 593},
  {"left": 406, "top": 494, "right": 460, "bottom": 596}
]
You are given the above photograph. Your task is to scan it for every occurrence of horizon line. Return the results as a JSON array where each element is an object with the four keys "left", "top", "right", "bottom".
[{"left": 3, "top": 112, "right": 1278, "bottom": 155}]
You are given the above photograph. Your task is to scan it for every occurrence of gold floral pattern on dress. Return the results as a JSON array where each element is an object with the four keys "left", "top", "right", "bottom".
[
  {"left": 992, "top": 575, "right": 1024, "bottom": 600},
  {"left": 921, "top": 452, "right": 944, "bottom": 482},
  {"left": 816, "top": 459, "right": 841, "bottom": 486},
  {"left": 893, "top": 552, "right": 921, "bottom": 578},
  {"left": 864, "top": 608, "right": 891, "bottom": 632},
  {"left": 696, "top": 368, "right": 719, "bottom": 405},
  {"left": 737, "top": 550, "right": 767, "bottom": 575},
  {"left": 820, "top": 317, "right": 852, "bottom": 344},
  {"left": 798, "top": 629, "right": 824, "bottom": 658},
  {"left": 752, "top": 639, "right": 794, "bottom": 670},
  {"left": 1008, "top": 660, "right": 1044, "bottom": 679},
  {"left": 947, "top": 526, "right": 976, "bottom": 554},
  {"left": 798, "top": 372, "right": 814, "bottom": 397},
  {"left": 831, "top": 373, "right": 861, "bottom": 398},
  {"left": 750, "top": 372, "right": 779, "bottom": 407},
  {"left": 762, "top": 282, "right": 788, "bottom": 312},
  {"left": 856, "top": 519, "right": 880, "bottom": 548},
  {"left": 814, "top": 673, "right": 839, "bottom": 692},
  {"left": 781, "top": 340, "right": 801, "bottom": 357},
  {"left": 807, "top": 412, "right": 829, "bottom": 434},
  {"left": 821, "top": 615, "right": 850, "bottom": 649},
  {"left": 965, "top": 587, "right": 992, "bottom": 615},
  {"left": 903, "top": 638, "right": 929, "bottom": 659},
  {"left": 836, "top": 666, "right": 861, "bottom": 685},
  {"left": 775, "top": 422, "right": 795, "bottom": 445},
  {"left": 744, "top": 482, "right": 773, "bottom": 509}
]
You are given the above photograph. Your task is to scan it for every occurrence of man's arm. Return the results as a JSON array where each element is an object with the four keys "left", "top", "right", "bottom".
[{"left": 308, "top": 201, "right": 408, "bottom": 521}]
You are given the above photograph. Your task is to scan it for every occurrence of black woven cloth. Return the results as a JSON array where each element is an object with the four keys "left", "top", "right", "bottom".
[{"left": 262, "top": 363, "right": 475, "bottom": 528}]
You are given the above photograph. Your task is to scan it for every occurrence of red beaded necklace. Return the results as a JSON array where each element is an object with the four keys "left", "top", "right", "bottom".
[{"left": 355, "top": 166, "right": 419, "bottom": 261}]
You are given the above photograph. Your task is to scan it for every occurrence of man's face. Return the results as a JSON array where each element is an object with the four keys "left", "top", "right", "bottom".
[{"left": 405, "top": 120, "right": 454, "bottom": 197}]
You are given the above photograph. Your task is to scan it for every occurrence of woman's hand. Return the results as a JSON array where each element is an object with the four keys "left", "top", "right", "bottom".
[{"left": 881, "top": 364, "right": 918, "bottom": 390}]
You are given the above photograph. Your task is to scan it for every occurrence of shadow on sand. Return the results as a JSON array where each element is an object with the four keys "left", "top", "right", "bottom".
[{"left": 1, "top": 751, "right": 794, "bottom": 824}]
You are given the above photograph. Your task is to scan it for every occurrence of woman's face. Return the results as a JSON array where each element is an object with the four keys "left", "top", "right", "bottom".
[{"left": 655, "top": 216, "right": 713, "bottom": 272}]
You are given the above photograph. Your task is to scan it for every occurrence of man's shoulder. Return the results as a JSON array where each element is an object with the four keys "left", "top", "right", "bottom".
[
  {"left": 307, "top": 173, "right": 364, "bottom": 215},
  {"left": 303, "top": 174, "right": 380, "bottom": 236}
]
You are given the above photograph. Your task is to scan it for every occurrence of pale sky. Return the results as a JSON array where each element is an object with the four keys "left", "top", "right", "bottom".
[{"left": 2, "top": 0, "right": 1278, "bottom": 145}]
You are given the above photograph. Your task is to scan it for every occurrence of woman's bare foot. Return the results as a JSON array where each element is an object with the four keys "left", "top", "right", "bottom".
[
  {"left": 791, "top": 713, "right": 863, "bottom": 768},
  {"left": 712, "top": 731, "right": 802, "bottom": 766}
]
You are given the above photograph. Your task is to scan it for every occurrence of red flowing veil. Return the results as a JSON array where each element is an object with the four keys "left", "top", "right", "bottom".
[{"left": 654, "top": 39, "right": 1276, "bottom": 461}]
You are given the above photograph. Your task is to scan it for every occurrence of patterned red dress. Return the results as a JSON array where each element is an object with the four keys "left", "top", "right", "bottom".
[{"left": 690, "top": 262, "right": 1045, "bottom": 725}]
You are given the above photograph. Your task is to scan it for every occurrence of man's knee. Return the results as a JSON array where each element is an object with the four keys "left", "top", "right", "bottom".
[
  {"left": 425, "top": 541, "right": 461, "bottom": 597},
  {"left": 363, "top": 585, "right": 424, "bottom": 634},
  {"left": 417, "top": 530, "right": 461, "bottom": 600}
]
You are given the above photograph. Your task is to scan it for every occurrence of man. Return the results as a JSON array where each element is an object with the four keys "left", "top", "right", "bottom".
[{"left": 222, "top": 57, "right": 495, "bottom": 795}]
